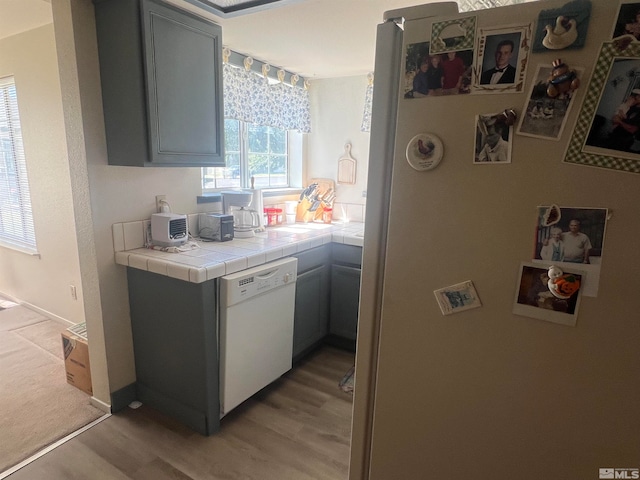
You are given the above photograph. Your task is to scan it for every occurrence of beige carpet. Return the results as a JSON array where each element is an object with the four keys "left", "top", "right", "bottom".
[{"left": 0, "top": 303, "right": 104, "bottom": 474}]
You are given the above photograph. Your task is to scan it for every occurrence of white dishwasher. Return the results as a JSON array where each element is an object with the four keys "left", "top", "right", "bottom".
[{"left": 219, "top": 257, "right": 298, "bottom": 417}]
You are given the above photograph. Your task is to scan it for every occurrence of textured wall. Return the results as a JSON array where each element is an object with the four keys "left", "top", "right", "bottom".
[{"left": 0, "top": 24, "right": 85, "bottom": 325}]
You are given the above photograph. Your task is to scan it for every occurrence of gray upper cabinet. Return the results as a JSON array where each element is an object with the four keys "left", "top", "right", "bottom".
[{"left": 94, "top": 0, "right": 224, "bottom": 167}]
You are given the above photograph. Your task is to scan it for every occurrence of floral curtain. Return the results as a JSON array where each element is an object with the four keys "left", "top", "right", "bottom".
[
  {"left": 360, "top": 72, "right": 374, "bottom": 133},
  {"left": 223, "top": 61, "right": 311, "bottom": 133}
]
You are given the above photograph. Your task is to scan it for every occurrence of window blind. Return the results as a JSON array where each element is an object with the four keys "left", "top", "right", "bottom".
[{"left": 0, "top": 76, "right": 36, "bottom": 253}]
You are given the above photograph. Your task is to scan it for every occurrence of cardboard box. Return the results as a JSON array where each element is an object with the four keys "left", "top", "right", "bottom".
[{"left": 61, "top": 331, "right": 92, "bottom": 395}]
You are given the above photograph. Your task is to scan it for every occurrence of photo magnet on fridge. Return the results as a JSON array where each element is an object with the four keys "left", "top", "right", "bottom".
[
  {"left": 434, "top": 281, "right": 482, "bottom": 316},
  {"left": 404, "top": 41, "right": 474, "bottom": 97},
  {"left": 513, "top": 262, "right": 585, "bottom": 327},
  {"left": 517, "top": 63, "right": 584, "bottom": 141},
  {"left": 474, "top": 113, "right": 513, "bottom": 163},
  {"left": 564, "top": 40, "right": 640, "bottom": 173},
  {"left": 473, "top": 23, "right": 532, "bottom": 94},
  {"left": 532, "top": 205, "right": 608, "bottom": 297}
]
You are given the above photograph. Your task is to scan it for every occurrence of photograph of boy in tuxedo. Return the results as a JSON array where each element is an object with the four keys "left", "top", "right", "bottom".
[{"left": 480, "top": 35, "right": 521, "bottom": 85}]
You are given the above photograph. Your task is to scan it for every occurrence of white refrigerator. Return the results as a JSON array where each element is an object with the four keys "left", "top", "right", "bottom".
[{"left": 352, "top": 1, "right": 640, "bottom": 479}]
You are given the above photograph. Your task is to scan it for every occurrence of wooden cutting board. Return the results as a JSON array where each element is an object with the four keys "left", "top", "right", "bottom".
[
  {"left": 337, "top": 144, "right": 356, "bottom": 185},
  {"left": 308, "top": 178, "right": 335, "bottom": 196}
]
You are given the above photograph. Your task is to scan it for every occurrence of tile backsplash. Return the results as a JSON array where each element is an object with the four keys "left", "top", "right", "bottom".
[{"left": 113, "top": 199, "right": 366, "bottom": 253}]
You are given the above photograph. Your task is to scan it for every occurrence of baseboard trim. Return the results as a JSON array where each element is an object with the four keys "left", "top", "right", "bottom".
[
  {"left": 90, "top": 396, "right": 112, "bottom": 413},
  {"left": 0, "top": 291, "right": 75, "bottom": 327},
  {"left": 111, "top": 383, "right": 137, "bottom": 412}
]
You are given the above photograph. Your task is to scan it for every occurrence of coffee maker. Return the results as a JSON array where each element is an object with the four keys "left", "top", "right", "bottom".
[{"left": 221, "top": 190, "right": 261, "bottom": 238}]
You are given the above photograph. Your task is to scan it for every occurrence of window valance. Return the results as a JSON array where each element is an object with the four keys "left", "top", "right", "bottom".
[{"left": 223, "top": 50, "right": 311, "bottom": 133}]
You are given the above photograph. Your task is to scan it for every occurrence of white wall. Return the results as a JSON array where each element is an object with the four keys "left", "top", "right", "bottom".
[
  {"left": 307, "top": 75, "right": 370, "bottom": 221},
  {"left": 53, "top": 0, "right": 214, "bottom": 397},
  {"left": 0, "top": 24, "right": 85, "bottom": 325}
]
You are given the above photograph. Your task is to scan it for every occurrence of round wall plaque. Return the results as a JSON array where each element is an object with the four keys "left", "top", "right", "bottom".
[{"left": 406, "top": 133, "right": 444, "bottom": 171}]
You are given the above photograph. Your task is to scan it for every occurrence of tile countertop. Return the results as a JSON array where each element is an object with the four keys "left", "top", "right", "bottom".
[{"left": 113, "top": 221, "right": 365, "bottom": 284}]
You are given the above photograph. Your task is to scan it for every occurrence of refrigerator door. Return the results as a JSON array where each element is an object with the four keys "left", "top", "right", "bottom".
[{"left": 358, "top": 1, "right": 640, "bottom": 479}]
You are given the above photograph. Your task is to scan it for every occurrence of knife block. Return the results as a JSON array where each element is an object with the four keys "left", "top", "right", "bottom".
[{"left": 296, "top": 198, "right": 313, "bottom": 222}]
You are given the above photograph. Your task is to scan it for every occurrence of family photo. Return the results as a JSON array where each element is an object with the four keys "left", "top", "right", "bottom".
[
  {"left": 532, "top": 206, "right": 608, "bottom": 297},
  {"left": 404, "top": 41, "right": 474, "bottom": 97},
  {"left": 533, "top": 206, "right": 607, "bottom": 264}
]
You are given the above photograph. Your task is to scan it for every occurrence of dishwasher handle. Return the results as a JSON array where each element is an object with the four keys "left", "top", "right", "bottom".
[{"left": 255, "top": 268, "right": 279, "bottom": 280}]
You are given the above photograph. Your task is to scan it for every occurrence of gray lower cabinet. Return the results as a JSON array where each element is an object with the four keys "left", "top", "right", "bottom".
[
  {"left": 293, "top": 265, "right": 330, "bottom": 360},
  {"left": 328, "top": 244, "right": 363, "bottom": 351},
  {"left": 126, "top": 268, "right": 220, "bottom": 436},
  {"left": 292, "top": 246, "right": 330, "bottom": 361},
  {"left": 94, "top": 0, "right": 224, "bottom": 167},
  {"left": 329, "top": 264, "right": 361, "bottom": 342}
]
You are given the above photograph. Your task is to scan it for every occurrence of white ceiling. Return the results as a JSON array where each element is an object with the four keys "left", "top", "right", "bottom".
[
  {"left": 1, "top": 0, "right": 447, "bottom": 79},
  {"left": 172, "top": 0, "right": 445, "bottom": 79}
]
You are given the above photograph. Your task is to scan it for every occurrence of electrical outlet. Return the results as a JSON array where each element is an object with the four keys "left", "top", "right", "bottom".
[
  {"left": 362, "top": 190, "right": 367, "bottom": 198},
  {"left": 155, "top": 195, "right": 167, "bottom": 213},
  {"left": 70, "top": 285, "right": 77, "bottom": 300}
]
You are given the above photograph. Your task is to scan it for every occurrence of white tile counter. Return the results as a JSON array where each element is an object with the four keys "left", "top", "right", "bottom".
[{"left": 113, "top": 221, "right": 365, "bottom": 283}]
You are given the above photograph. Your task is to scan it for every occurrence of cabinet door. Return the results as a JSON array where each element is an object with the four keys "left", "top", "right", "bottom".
[
  {"left": 293, "top": 264, "right": 330, "bottom": 359},
  {"left": 330, "top": 264, "right": 361, "bottom": 341},
  {"left": 142, "top": 0, "right": 224, "bottom": 166}
]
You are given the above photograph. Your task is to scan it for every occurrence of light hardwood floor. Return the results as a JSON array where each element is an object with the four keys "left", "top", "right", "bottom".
[{"left": 9, "top": 346, "right": 355, "bottom": 480}]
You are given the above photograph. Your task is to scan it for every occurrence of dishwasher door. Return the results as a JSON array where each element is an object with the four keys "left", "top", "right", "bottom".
[{"left": 219, "top": 257, "right": 297, "bottom": 417}]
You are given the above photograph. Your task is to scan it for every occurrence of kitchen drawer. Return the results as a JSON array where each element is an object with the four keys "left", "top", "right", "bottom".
[
  {"left": 331, "top": 243, "right": 362, "bottom": 267},
  {"left": 293, "top": 245, "right": 331, "bottom": 274}
]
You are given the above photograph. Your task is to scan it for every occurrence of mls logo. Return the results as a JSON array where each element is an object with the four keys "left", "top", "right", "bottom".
[{"left": 601, "top": 468, "right": 640, "bottom": 479}]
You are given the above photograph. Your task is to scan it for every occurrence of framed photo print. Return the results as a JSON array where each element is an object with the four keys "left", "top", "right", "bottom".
[
  {"left": 474, "top": 113, "right": 513, "bottom": 163},
  {"left": 513, "top": 262, "right": 584, "bottom": 327},
  {"left": 612, "top": 1, "right": 640, "bottom": 40},
  {"left": 564, "top": 41, "right": 640, "bottom": 173},
  {"left": 532, "top": 205, "right": 608, "bottom": 297},
  {"left": 473, "top": 24, "right": 532, "bottom": 94},
  {"left": 404, "top": 41, "right": 474, "bottom": 97},
  {"left": 517, "top": 64, "right": 584, "bottom": 141}
]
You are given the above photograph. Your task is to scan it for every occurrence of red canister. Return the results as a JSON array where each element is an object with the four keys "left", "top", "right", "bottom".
[{"left": 264, "top": 208, "right": 283, "bottom": 226}]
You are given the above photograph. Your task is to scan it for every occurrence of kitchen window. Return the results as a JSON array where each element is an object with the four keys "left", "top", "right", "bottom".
[
  {"left": 202, "top": 119, "right": 300, "bottom": 190},
  {"left": 0, "top": 77, "right": 37, "bottom": 254}
]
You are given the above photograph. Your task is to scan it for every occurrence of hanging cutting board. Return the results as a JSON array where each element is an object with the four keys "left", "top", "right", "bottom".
[{"left": 337, "top": 143, "right": 357, "bottom": 185}]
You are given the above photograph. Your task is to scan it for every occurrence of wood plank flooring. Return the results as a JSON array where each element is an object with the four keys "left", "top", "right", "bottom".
[{"left": 8, "top": 346, "right": 355, "bottom": 480}]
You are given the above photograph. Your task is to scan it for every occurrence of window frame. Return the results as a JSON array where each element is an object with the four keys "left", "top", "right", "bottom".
[
  {"left": 202, "top": 119, "right": 300, "bottom": 192},
  {"left": 0, "top": 76, "right": 38, "bottom": 255}
]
